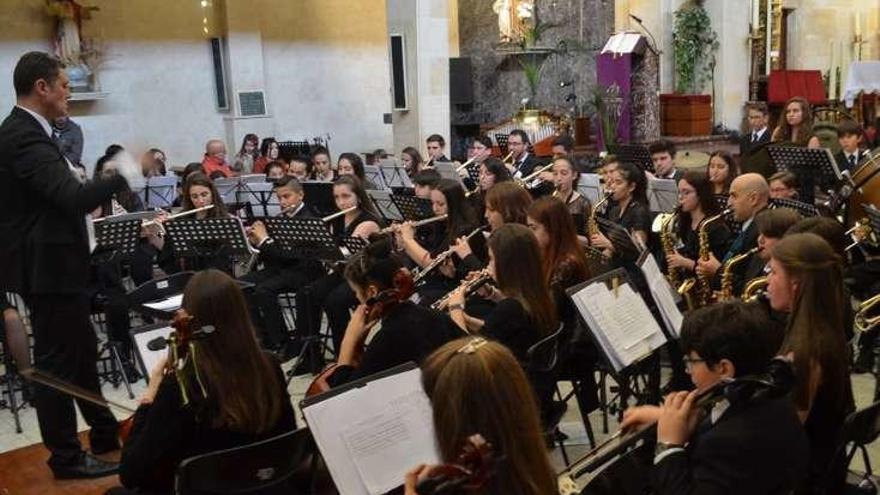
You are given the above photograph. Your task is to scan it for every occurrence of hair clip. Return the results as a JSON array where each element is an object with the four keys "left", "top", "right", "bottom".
[{"left": 456, "top": 337, "right": 488, "bottom": 354}]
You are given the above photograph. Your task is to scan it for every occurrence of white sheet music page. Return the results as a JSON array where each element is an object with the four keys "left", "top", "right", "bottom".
[
  {"left": 143, "top": 293, "right": 183, "bottom": 312},
  {"left": 640, "top": 254, "right": 684, "bottom": 338},
  {"left": 303, "top": 367, "right": 439, "bottom": 495}
]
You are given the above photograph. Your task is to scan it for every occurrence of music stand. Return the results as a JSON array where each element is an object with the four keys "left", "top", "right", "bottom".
[
  {"left": 278, "top": 141, "right": 311, "bottom": 162},
  {"left": 578, "top": 173, "right": 603, "bottom": 205},
  {"left": 262, "top": 217, "right": 345, "bottom": 262},
  {"left": 128, "top": 271, "right": 195, "bottom": 320},
  {"left": 301, "top": 182, "right": 336, "bottom": 217},
  {"left": 607, "top": 144, "right": 654, "bottom": 173},
  {"left": 362, "top": 165, "right": 389, "bottom": 191},
  {"left": 494, "top": 133, "right": 509, "bottom": 156},
  {"left": 770, "top": 197, "right": 819, "bottom": 217},
  {"left": 462, "top": 161, "right": 481, "bottom": 184},
  {"left": 379, "top": 159, "right": 414, "bottom": 190},
  {"left": 164, "top": 217, "right": 253, "bottom": 261},
  {"left": 768, "top": 146, "right": 841, "bottom": 204},
  {"left": 647, "top": 177, "right": 678, "bottom": 213},
  {"left": 339, "top": 236, "right": 368, "bottom": 257},
  {"left": 137, "top": 176, "right": 177, "bottom": 209},
  {"left": 92, "top": 215, "right": 146, "bottom": 264},
  {"left": 391, "top": 194, "right": 434, "bottom": 221},
  {"left": 432, "top": 161, "right": 463, "bottom": 184},
  {"left": 367, "top": 190, "right": 404, "bottom": 223}
]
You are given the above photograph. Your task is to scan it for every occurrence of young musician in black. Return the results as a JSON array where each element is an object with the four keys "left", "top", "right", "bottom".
[
  {"left": 425, "top": 134, "right": 449, "bottom": 166},
  {"left": 591, "top": 162, "right": 651, "bottom": 255},
  {"left": 241, "top": 176, "right": 320, "bottom": 353},
  {"left": 506, "top": 129, "right": 540, "bottom": 179},
  {"left": 620, "top": 302, "right": 808, "bottom": 495},
  {"left": 834, "top": 120, "right": 868, "bottom": 173},
  {"left": 112, "top": 270, "right": 296, "bottom": 495}
]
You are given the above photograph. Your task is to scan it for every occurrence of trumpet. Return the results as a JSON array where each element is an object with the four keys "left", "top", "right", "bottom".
[
  {"left": 431, "top": 269, "right": 492, "bottom": 311},
  {"left": 515, "top": 162, "right": 555, "bottom": 188},
  {"left": 455, "top": 156, "right": 477, "bottom": 173},
  {"left": 379, "top": 214, "right": 448, "bottom": 234},
  {"left": 414, "top": 226, "right": 485, "bottom": 283},
  {"left": 500, "top": 150, "right": 514, "bottom": 164},
  {"left": 321, "top": 206, "right": 358, "bottom": 223},
  {"left": 856, "top": 292, "right": 880, "bottom": 333}
]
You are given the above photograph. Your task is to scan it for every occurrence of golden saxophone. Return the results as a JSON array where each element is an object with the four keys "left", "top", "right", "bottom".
[
  {"left": 656, "top": 207, "right": 682, "bottom": 287},
  {"left": 589, "top": 193, "right": 611, "bottom": 238},
  {"left": 742, "top": 275, "right": 769, "bottom": 302},
  {"left": 718, "top": 246, "right": 760, "bottom": 302},
  {"left": 431, "top": 269, "right": 492, "bottom": 311},
  {"left": 680, "top": 209, "right": 729, "bottom": 308}
]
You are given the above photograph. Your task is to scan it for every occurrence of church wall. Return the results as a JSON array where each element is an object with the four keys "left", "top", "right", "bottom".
[{"left": 0, "top": 0, "right": 393, "bottom": 172}]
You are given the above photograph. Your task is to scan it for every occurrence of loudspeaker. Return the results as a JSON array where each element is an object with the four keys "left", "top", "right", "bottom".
[
  {"left": 389, "top": 34, "right": 407, "bottom": 110},
  {"left": 449, "top": 57, "right": 473, "bottom": 105},
  {"left": 209, "top": 37, "right": 229, "bottom": 111}
]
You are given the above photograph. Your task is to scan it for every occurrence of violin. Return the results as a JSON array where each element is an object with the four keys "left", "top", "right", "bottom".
[
  {"left": 415, "top": 434, "right": 496, "bottom": 495},
  {"left": 305, "top": 268, "right": 415, "bottom": 397}
]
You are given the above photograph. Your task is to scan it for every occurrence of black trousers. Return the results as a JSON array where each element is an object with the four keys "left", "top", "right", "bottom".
[
  {"left": 240, "top": 267, "right": 311, "bottom": 349},
  {"left": 26, "top": 293, "right": 119, "bottom": 467},
  {"left": 295, "top": 271, "right": 357, "bottom": 355}
]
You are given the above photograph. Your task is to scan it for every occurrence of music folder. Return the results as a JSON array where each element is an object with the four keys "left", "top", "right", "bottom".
[
  {"left": 130, "top": 322, "right": 174, "bottom": 376},
  {"left": 301, "top": 362, "right": 439, "bottom": 495}
]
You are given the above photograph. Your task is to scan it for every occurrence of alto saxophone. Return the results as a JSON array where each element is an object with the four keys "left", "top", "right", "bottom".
[
  {"left": 657, "top": 207, "right": 682, "bottom": 287},
  {"left": 680, "top": 209, "right": 729, "bottom": 308},
  {"left": 742, "top": 274, "right": 769, "bottom": 302},
  {"left": 589, "top": 193, "right": 611, "bottom": 238},
  {"left": 718, "top": 246, "right": 760, "bottom": 302}
]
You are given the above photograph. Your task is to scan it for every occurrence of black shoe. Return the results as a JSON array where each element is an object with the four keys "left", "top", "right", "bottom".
[
  {"left": 51, "top": 452, "right": 119, "bottom": 479},
  {"left": 90, "top": 437, "right": 121, "bottom": 455},
  {"left": 122, "top": 362, "right": 142, "bottom": 383}
]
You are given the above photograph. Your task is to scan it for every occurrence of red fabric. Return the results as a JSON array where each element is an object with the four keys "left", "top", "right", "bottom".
[
  {"left": 253, "top": 156, "right": 270, "bottom": 174},
  {"left": 201, "top": 155, "right": 233, "bottom": 178},
  {"left": 768, "top": 70, "right": 826, "bottom": 105}
]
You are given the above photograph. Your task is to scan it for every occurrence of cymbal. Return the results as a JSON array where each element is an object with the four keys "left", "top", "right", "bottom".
[{"left": 676, "top": 150, "right": 710, "bottom": 170}]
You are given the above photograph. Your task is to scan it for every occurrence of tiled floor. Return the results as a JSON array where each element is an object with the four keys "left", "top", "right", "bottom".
[{"left": 3, "top": 361, "right": 880, "bottom": 477}]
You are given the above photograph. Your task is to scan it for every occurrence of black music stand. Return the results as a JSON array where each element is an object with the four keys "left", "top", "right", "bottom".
[
  {"left": 494, "top": 133, "right": 509, "bottom": 156},
  {"left": 164, "top": 217, "right": 253, "bottom": 264},
  {"left": 607, "top": 144, "right": 654, "bottom": 173},
  {"left": 391, "top": 194, "right": 433, "bottom": 221},
  {"left": 301, "top": 182, "right": 336, "bottom": 217},
  {"left": 137, "top": 176, "right": 177, "bottom": 209},
  {"left": 768, "top": 146, "right": 840, "bottom": 205},
  {"left": 262, "top": 217, "right": 345, "bottom": 262},
  {"left": 339, "top": 236, "right": 368, "bottom": 257},
  {"left": 278, "top": 141, "right": 311, "bottom": 162},
  {"left": 462, "top": 162, "right": 481, "bottom": 183},
  {"left": 647, "top": 177, "right": 678, "bottom": 213},
  {"left": 367, "top": 190, "right": 404, "bottom": 223},
  {"left": 770, "top": 197, "right": 820, "bottom": 217},
  {"left": 362, "top": 165, "right": 388, "bottom": 191},
  {"left": 92, "top": 214, "right": 150, "bottom": 264},
  {"left": 217, "top": 175, "right": 276, "bottom": 218},
  {"left": 128, "top": 271, "right": 195, "bottom": 320},
  {"left": 379, "top": 161, "right": 414, "bottom": 190}
]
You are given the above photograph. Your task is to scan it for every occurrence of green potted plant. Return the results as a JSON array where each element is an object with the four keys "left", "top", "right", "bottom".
[{"left": 663, "top": 0, "right": 719, "bottom": 136}]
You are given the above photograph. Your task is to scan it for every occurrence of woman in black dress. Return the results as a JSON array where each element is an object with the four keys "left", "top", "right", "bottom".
[{"left": 113, "top": 269, "right": 296, "bottom": 495}]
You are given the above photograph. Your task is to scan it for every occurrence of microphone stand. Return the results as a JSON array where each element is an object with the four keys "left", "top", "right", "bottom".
[{"left": 629, "top": 14, "right": 661, "bottom": 57}]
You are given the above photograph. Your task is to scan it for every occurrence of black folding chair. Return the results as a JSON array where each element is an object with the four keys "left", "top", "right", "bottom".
[
  {"left": 174, "top": 427, "right": 317, "bottom": 495},
  {"left": 838, "top": 401, "right": 880, "bottom": 493},
  {"left": 527, "top": 324, "right": 570, "bottom": 463}
]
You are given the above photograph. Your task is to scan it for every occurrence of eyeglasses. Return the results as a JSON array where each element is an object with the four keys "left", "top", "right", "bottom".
[{"left": 682, "top": 356, "right": 706, "bottom": 372}]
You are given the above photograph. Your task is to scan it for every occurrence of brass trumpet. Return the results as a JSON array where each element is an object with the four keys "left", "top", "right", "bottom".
[{"left": 856, "top": 292, "right": 880, "bottom": 333}]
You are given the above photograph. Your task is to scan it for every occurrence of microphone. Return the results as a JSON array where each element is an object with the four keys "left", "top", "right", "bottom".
[
  {"left": 629, "top": 13, "right": 643, "bottom": 23},
  {"left": 147, "top": 337, "right": 168, "bottom": 351}
]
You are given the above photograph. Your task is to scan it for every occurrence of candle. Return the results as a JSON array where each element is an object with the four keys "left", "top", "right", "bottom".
[
  {"left": 829, "top": 40, "right": 837, "bottom": 100},
  {"left": 752, "top": 0, "right": 760, "bottom": 34},
  {"left": 856, "top": 11, "right": 862, "bottom": 38}
]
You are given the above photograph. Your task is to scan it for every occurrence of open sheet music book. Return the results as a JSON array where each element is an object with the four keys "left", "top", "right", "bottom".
[
  {"left": 567, "top": 273, "right": 667, "bottom": 373},
  {"left": 302, "top": 363, "right": 439, "bottom": 495},
  {"left": 639, "top": 254, "right": 683, "bottom": 338}
]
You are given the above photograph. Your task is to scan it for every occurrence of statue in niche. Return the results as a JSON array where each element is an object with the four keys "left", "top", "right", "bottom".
[
  {"left": 493, "top": 0, "right": 535, "bottom": 44},
  {"left": 45, "top": 0, "right": 100, "bottom": 90}
]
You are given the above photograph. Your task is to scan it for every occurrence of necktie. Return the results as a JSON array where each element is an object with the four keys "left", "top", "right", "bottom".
[
  {"left": 849, "top": 154, "right": 857, "bottom": 170},
  {"left": 752, "top": 132, "right": 758, "bottom": 143},
  {"left": 724, "top": 229, "right": 746, "bottom": 262}
]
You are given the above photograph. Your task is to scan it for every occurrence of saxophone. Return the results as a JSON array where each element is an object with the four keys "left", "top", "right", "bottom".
[
  {"left": 657, "top": 207, "right": 682, "bottom": 287},
  {"left": 589, "top": 193, "right": 611, "bottom": 238},
  {"left": 680, "top": 209, "right": 729, "bottom": 308},
  {"left": 718, "top": 246, "right": 760, "bottom": 302},
  {"left": 742, "top": 275, "right": 769, "bottom": 302}
]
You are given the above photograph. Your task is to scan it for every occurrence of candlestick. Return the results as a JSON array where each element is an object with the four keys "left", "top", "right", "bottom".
[
  {"left": 752, "top": 0, "right": 760, "bottom": 34},
  {"left": 855, "top": 11, "right": 862, "bottom": 38}
]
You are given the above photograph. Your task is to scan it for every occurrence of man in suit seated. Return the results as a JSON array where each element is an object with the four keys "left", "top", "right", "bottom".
[
  {"left": 621, "top": 302, "right": 808, "bottom": 495},
  {"left": 740, "top": 102, "right": 773, "bottom": 178},
  {"left": 649, "top": 139, "right": 684, "bottom": 183},
  {"left": 835, "top": 120, "right": 869, "bottom": 173},
  {"left": 242, "top": 176, "right": 321, "bottom": 355},
  {"left": 507, "top": 129, "right": 541, "bottom": 179},
  {"left": 697, "top": 173, "right": 769, "bottom": 291}
]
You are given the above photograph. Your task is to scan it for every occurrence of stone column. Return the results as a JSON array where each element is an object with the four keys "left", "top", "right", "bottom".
[{"left": 386, "top": 0, "right": 451, "bottom": 156}]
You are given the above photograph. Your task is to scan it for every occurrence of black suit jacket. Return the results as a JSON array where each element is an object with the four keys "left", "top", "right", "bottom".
[
  {"left": 513, "top": 153, "right": 541, "bottom": 178},
  {"left": 0, "top": 107, "right": 125, "bottom": 295},
  {"left": 834, "top": 149, "right": 868, "bottom": 174},
  {"left": 653, "top": 397, "right": 808, "bottom": 495},
  {"left": 711, "top": 212, "right": 761, "bottom": 291},
  {"left": 740, "top": 130, "right": 774, "bottom": 178}
]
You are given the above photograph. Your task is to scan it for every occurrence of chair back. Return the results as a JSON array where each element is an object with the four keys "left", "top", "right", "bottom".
[
  {"left": 174, "top": 427, "right": 313, "bottom": 495},
  {"left": 842, "top": 401, "right": 880, "bottom": 456},
  {"left": 526, "top": 323, "right": 564, "bottom": 374}
]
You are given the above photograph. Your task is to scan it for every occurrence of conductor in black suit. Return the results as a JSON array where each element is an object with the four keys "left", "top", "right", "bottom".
[
  {"left": 0, "top": 52, "right": 143, "bottom": 479},
  {"left": 507, "top": 129, "right": 540, "bottom": 179},
  {"left": 740, "top": 103, "right": 774, "bottom": 178}
]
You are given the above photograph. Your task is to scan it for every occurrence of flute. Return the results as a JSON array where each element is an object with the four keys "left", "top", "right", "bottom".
[
  {"left": 321, "top": 206, "right": 358, "bottom": 222},
  {"left": 379, "top": 214, "right": 448, "bottom": 234},
  {"left": 142, "top": 204, "right": 215, "bottom": 226},
  {"left": 414, "top": 226, "right": 485, "bottom": 283},
  {"left": 431, "top": 269, "right": 492, "bottom": 311}
]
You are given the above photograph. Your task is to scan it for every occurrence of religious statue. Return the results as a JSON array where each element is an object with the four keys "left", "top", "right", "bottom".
[
  {"left": 45, "top": 0, "right": 99, "bottom": 89},
  {"left": 493, "top": 0, "right": 536, "bottom": 44}
]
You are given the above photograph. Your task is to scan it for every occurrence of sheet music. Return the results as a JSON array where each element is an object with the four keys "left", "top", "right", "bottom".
[
  {"left": 570, "top": 282, "right": 666, "bottom": 372},
  {"left": 143, "top": 293, "right": 183, "bottom": 312},
  {"left": 647, "top": 178, "right": 679, "bottom": 213},
  {"left": 303, "top": 367, "right": 439, "bottom": 495},
  {"left": 132, "top": 325, "right": 173, "bottom": 375},
  {"left": 640, "top": 255, "right": 683, "bottom": 338}
]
